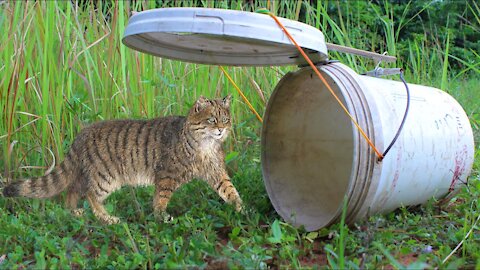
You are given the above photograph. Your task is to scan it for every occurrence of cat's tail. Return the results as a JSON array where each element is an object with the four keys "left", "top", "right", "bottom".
[{"left": 3, "top": 161, "right": 74, "bottom": 199}]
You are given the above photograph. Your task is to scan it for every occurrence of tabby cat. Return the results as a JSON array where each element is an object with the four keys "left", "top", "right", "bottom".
[{"left": 3, "top": 95, "right": 243, "bottom": 224}]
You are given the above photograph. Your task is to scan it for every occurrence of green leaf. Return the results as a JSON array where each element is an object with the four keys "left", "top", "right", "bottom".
[
  {"left": 34, "top": 249, "right": 47, "bottom": 269},
  {"left": 225, "top": 151, "right": 239, "bottom": 164},
  {"left": 305, "top": 231, "right": 319, "bottom": 242},
  {"left": 229, "top": 226, "right": 241, "bottom": 239},
  {"left": 374, "top": 242, "right": 405, "bottom": 270},
  {"left": 268, "top": 219, "right": 283, "bottom": 244}
]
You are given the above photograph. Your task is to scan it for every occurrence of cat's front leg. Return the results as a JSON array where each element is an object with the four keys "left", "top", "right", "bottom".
[
  {"left": 153, "top": 176, "right": 180, "bottom": 223},
  {"left": 210, "top": 173, "right": 243, "bottom": 212}
]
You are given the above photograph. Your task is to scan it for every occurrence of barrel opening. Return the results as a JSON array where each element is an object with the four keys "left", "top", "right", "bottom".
[{"left": 262, "top": 68, "right": 356, "bottom": 231}]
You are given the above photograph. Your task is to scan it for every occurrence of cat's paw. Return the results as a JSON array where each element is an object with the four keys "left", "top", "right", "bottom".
[
  {"left": 71, "top": 208, "right": 85, "bottom": 217},
  {"left": 155, "top": 211, "right": 174, "bottom": 223},
  {"left": 104, "top": 216, "right": 121, "bottom": 225},
  {"left": 235, "top": 201, "right": 244, "bottom": 213}
]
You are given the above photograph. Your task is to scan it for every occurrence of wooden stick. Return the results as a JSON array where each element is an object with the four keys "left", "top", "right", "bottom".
[{"left": 327, "top": 43, "right": 397, "bottom": 63}]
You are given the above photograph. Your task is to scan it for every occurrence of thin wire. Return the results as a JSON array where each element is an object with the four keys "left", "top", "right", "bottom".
[
  {"left": 382, "top": 70, "right": 410, "bottom": 158},
  {"left": 263, "top": 11, "right": 384, "bottom": 159},
  {"left": 219, "top": 66, "right": 263, "bottom": 123}
]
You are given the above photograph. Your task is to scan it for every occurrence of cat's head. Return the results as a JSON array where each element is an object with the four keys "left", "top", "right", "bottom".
[{"left": 187, "top": 95, "right": 232, "bottom": 142}]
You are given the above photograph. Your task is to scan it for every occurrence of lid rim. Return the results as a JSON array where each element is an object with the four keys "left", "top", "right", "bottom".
[{"left": 122, "top": 7, "right": 328, "bottom": 66}]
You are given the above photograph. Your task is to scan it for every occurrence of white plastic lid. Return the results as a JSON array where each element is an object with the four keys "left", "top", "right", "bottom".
[{"left": 122, "top": 8, "right": 328, "bottom": 66}]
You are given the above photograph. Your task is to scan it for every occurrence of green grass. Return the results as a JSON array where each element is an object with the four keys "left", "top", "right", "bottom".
[{"left": 1, "top": 1, "right": 479, "bottom": 269}]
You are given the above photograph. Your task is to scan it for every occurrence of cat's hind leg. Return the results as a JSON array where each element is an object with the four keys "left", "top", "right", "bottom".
[
  {"left": 86, "top": 190, "right": 120, "bottom": 224},
  {"left": 153, "top": 177, "right": 180, "bottom": 223},
  {"left": 66, "top": 182, "right": 86, "bottom": 216},
  {"left": 66, "top": 189, "right": 84, "bottom": 216}
]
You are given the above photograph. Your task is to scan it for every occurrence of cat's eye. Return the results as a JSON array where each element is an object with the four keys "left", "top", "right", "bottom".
[
  {"left": 207, "top": 117, "right": 216, "bottom": 124},
  {"left": 222, "top": 117, "right": 229, "bottom": 123}
]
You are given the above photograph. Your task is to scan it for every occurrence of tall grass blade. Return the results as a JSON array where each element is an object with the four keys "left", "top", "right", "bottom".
[{"left": 441, "top": 30, "right": 450, "bottom": 91}]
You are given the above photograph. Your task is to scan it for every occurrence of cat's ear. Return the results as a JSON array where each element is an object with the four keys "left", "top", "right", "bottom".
[
  {"left": 222, "top": 94, "right": 232, "bottom": 108},
  {"left": 194, "top": 96, "right": 209, "bottom": 112}
]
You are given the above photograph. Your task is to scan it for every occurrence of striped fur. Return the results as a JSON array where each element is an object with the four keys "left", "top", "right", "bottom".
[{"left": 3, "top": 95, "right": 243, "bottom": 224}]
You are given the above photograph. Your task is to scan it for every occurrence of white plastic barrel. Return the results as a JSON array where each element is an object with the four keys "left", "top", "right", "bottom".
[{"left": 261, "top": 62, "right": 475, "bottom": 231}]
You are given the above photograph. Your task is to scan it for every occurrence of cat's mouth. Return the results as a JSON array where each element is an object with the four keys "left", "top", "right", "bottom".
[{"left": 211, "top": 129, "right": 226, "bottom": 140}]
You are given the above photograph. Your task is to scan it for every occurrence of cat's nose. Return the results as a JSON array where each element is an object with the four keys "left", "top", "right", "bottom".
[{"left": 216, "top": 128, "right": 224, "bottom": 136}]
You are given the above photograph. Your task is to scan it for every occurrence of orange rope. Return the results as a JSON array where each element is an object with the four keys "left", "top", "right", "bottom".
[
  {"left": 266, "top": 12, "right": 384, "bottom": 159},
  {"left": 219, "top": 66, "right": 263, "bottom": 123}
]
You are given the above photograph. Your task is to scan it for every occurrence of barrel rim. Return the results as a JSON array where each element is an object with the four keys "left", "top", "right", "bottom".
[{"left": 261, "top": 63, "right": 380, "bottom": 231}]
